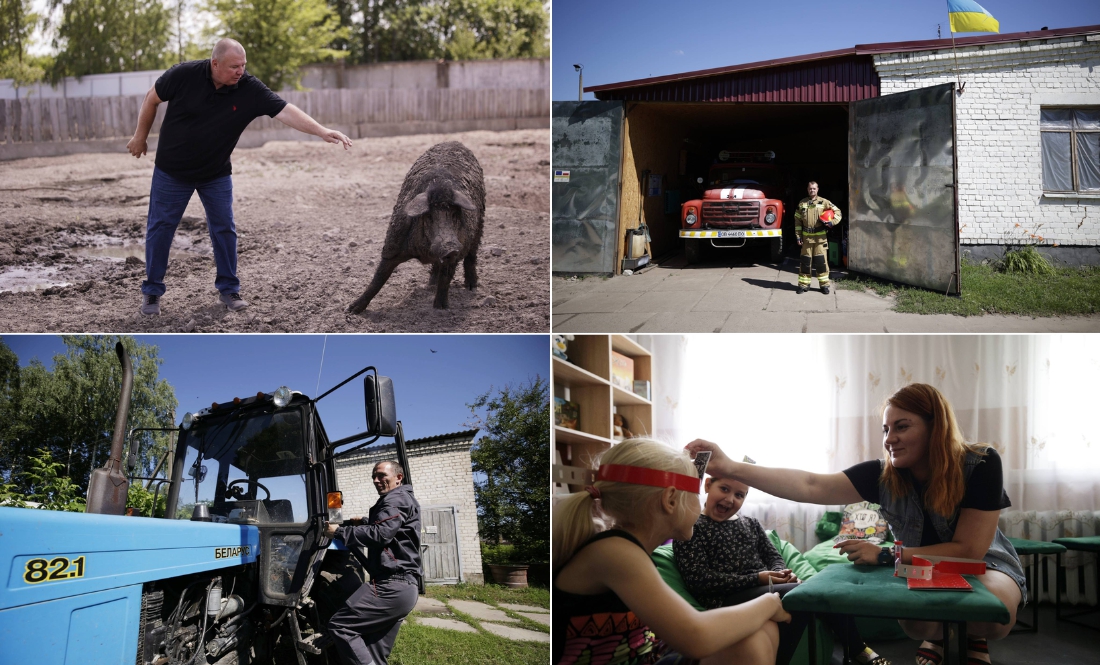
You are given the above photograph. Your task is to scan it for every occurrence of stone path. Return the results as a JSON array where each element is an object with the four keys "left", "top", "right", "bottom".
[
  {"left": 552, "top": 258, "right": 1100, "bottom": 333},
  {"left": 409, "top": 598, "right": 549, "bottom": 643}
]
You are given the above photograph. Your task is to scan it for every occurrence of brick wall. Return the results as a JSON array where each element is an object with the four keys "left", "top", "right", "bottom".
[
  {"left": 335, "top": 433, "right": 484, "bottom": 584},
  {"left": 874, "top": 33, "right": 1100, "bottom": 253}
]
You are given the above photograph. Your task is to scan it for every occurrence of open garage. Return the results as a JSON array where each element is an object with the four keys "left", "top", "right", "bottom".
[
  {"left": 613, "top": 101, "right": 850, "bottom": 264},
  {"left": 553, "top": 51, "right": 881, "bottom": 276}
]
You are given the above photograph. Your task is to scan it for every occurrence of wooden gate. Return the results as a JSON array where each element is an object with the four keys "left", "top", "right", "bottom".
[{"left": 421, "top": 505, "right": 462, "bottom": 584}]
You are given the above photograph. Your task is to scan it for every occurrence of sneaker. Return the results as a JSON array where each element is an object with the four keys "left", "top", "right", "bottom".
[
  {"left": 796, "top": 285, "right": 807, "bottom": 294},
  {"left": 821, "top": 284, "right": 831, "bottom": 294},
  {"left": 219, "top": 292, "right": 249, "bottom": 312},
  {"left": 140, "top": 294, "right": 160, "bottom": 316}
]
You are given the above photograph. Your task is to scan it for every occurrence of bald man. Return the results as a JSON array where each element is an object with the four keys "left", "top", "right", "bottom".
[{"left": 127, "top": 39, "right": 352, "bottom": 316}]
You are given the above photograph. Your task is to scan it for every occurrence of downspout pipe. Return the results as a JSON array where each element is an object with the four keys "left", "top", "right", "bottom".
[{"left": 85, "top": 342, "right": 134, "bottom": 515}]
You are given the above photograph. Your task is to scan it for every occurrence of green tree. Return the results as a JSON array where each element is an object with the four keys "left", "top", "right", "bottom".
[
  {"left": 0, "top": 336, "right": 178, "bottom": 499},
  {"left": 468, "top": 377, "right": 549, "bottom": 563},
  {"left": 0, "top": 0, "right": 45, "bottom": 96},
  {"left": 47, "top": 0, "right": 171, "bottom": 82},
  {"left": 327, "top": 0, "right": 548, "bottom": 63},
  {"left": 167, "top": 0, "right": 208, "bottom": 65},
  {"left": 20, "top": 448, "right": 87, "bottom": 512},
  {"left": 443, "top": 0, "right": 548, "bottom": 60},
  {"left": 126, "top": 482, "right": 168, "bottom": 517},
  {"left": 211, "top": 0, "right": 349, "bottom": 90}
]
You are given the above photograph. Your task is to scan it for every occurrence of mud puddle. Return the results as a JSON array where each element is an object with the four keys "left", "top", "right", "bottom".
[
  {"left": 0, "top": 265, "right": 71, "bottom": 292},
  {"left": 60, "top": 232, "right": 210, "bottom": 261}
]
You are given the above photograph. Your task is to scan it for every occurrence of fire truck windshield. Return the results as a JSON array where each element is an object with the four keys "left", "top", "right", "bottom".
[{"left": 175, "top": 408, "right": 309, "bottom": 524}]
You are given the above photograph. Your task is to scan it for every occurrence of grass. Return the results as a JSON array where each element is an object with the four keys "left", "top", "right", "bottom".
[
  {"left": 837, "top": 260, "right": 1100, "bottom": 316},
  {"left": 389, "top": 583, "right": 549, "bottom": 665}
]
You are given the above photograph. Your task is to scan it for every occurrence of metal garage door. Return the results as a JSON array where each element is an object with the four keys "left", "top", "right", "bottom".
[
  {"left": 848, "top": 83, "right": 961, "bottom": 294},
  {"left": 421, "top": 506, "right": 461, "bottom": 584},
  {"left": 552, "top": 100, "right": 625, "bottom": 274}
]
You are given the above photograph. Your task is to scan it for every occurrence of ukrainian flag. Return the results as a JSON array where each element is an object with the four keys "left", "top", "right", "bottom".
[{"left": 947, "top": 0, "right": 1000, "bottom": 33}]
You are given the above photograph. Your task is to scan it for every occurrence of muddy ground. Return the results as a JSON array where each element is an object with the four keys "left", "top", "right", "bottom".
[{"left": 0, "top": 129, "right": 549, "bottom": 332}]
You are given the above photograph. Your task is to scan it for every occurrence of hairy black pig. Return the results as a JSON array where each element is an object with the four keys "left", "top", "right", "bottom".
[{"left": 348, "top": 141, "right": 486, "bottom": 312}]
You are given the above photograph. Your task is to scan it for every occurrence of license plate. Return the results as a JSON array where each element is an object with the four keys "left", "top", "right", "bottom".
[{"left": 716, "top": 230, "right": 747, "bottom": 238}]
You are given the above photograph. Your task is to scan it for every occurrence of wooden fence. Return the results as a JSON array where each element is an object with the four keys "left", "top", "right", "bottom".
[{"left": 0, "top": 88, "right": 548, "bottom": 149}]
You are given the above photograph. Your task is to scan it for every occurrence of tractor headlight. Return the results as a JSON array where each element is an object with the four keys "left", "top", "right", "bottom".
[
  {"left": 273, "top": 386, "right": 292, "bottom": 408},
  {"left": 686, "top": 213, "right": 697, "bottom": 225},
  {"left": 182, "top": 412, "right": 196, "bottom": 430},
  {"left": 765, "top": 212, "right": 776, "bottom": 224}
]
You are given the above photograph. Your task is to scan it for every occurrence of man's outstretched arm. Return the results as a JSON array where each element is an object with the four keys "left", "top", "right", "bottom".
[
  {"left": 274, "top": 103, "right": 352, "bottom": 149},
  {"left": 127, "top": 87, "right": 163, "bottom": 158}
]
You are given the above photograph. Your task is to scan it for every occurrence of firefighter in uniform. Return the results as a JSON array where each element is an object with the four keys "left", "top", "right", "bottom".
[{"left": 794, "top": 181, "right": 842, "bottom": 294}]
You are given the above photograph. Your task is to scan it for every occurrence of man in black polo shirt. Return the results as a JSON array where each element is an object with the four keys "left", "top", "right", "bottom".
[{"left": 126, "top": 38, "right": 352, "bottom": 316}]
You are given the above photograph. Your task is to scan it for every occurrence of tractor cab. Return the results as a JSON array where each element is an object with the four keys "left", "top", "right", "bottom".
[{"left": 172, "top": 394, "right": 308, "bottom": 526}]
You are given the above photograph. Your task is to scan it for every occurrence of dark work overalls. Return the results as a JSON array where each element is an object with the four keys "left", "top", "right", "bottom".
[{"left": 328, "top": 483, "right": 422, "bottom": 665}]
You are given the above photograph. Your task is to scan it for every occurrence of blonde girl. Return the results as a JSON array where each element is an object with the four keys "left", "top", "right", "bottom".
[{"left": 553, "top": 438, "right": 790, "bottom": 665}]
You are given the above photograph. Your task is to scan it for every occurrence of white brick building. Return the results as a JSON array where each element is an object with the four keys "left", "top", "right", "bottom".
[
  {"left": 874, "top": 31, "right": 1100, "bottom": 263},
  {"left": 335, "top": 429, "right": 484, "bottom": 584}
]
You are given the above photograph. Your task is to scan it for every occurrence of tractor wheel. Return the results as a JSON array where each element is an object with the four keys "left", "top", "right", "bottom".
[{"left": 684, "top": 238, "right": 705, "bottom": 264}]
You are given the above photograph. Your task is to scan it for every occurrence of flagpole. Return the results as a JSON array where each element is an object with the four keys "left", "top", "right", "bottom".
[{"left": 950, "top": 27, "right": 964, "bottom": 93}]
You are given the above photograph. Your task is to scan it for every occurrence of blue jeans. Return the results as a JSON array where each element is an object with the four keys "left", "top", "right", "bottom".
[{"left": 142, "top": 167, "right": 238, "bottom": 297}]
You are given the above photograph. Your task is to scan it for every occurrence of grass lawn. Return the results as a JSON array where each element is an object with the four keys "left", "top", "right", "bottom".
[
  {"left": 389, "top": 584, "right": 549, "bottom": 665},
  {"left": 837, "top": 261, "right": 1100, "bottom": 316}
]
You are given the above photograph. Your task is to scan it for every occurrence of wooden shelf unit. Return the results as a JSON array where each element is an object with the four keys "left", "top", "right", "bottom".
[{"left": 552, "top": 335, "right": 655, "bottom": 492}]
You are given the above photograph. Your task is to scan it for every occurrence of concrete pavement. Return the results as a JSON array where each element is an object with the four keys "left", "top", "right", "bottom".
[{"left": 552, "top": 257, "right": 1100, "bottom": 333}]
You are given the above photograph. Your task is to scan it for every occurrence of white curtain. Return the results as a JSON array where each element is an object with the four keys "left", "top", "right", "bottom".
[
  {"left": 824, "top": 335, "right": 1100, "bottom": 514},
  {"left": 632, "top": 335, "right": 689, "bottom": 445},
  {"left": 657, "top": 334, "right": 1100, "bottom": 599}
]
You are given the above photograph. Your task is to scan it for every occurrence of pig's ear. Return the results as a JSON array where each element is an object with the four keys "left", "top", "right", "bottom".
[
  {"left": 404, "top": 192, "right": 430, "bottom": 217},
  {"left": 452, "top": 191, "right": 477, "bottom": 211}
]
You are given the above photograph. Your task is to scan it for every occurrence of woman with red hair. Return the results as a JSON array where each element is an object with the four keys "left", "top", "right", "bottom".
[{"left": 687, "top": 383, "right": 1025, "bottom": 665}]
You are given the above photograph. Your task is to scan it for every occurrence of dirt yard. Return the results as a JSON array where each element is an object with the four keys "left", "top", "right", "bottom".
[{"left": 0, "top": 129, "right": 549, "bottom": 332}]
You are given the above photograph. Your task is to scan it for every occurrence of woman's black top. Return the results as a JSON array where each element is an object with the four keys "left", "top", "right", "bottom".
[{"left": 842, "top": 448, "right": 1008, "bottom": 546}]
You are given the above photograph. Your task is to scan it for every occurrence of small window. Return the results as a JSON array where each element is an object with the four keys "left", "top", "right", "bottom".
[{"left": 1041, "top": 108, "right": 1100, "bottom": 193}]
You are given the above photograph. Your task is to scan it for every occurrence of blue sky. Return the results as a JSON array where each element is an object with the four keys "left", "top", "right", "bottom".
[
  {"left": 2, "top": 335, "right": 548, "bottom": 447},
  {"left": 552, "top": 0, "right": 1100, "bottom": 100}
]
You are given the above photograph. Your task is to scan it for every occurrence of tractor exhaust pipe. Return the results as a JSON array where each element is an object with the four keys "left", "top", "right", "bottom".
[{"left": 85, "top": 342, "right": 134, "bottom": 515}]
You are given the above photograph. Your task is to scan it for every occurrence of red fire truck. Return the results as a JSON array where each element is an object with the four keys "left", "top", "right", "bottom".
[{"left": 680, "top": 151, "right": 785, "bottom": 264}]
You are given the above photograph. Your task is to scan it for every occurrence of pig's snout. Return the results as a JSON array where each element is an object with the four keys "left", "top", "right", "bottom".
[
  {"left": 430, "top": 223, "right": 462, "bottom": 260},
  {"left": 431, "top": 242, "right": 461, "bottom": 260}
]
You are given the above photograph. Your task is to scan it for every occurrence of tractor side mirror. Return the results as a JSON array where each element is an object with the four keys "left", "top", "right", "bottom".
[{"left": 364, "top": 375, "right": 397, "bottom": 437}]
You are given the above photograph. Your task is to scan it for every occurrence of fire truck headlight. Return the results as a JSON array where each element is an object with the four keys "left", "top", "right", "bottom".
[
  {"left": 686, "top": 213, "right": 697, "bottom": 225},
  {"left": 273, "top": 386, "right": 292, "bottom": 408},
  {"left": 765, "top": 212, "right": 777, "bottom": 224},
  {"left": 182, "top": 412, "right": 195, "bottom": 430}
]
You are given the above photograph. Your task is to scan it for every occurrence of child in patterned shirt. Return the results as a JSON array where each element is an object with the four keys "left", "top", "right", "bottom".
[{"left": 674, "top": 473, "right": 890, "bottom": 665}]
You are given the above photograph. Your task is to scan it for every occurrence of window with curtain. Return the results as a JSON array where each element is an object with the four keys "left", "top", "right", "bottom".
[
  {"left": 667, "top": 335, "right": 1100, "bottom": 557},
  {"left": 1040, "top": 108, "right": 1100, "bottom": 193}
]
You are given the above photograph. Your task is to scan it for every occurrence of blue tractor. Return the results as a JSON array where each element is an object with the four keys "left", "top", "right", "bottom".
[{"left": 0, "top": 343, "right": 414, "bottom": 665}]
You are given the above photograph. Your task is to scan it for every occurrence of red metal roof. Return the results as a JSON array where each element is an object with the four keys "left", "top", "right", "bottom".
[
  {"left": 592, "top": 54, "right": 878, "bottom": 103},
  {"left": 588, "top": 24, "right": 1100, "bottom": 101}
]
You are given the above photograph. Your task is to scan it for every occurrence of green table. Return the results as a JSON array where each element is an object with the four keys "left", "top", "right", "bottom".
[
  {"left": 1007, "top": 537, "right": 1066, "bottom": 633},
  {"left": 782, "top": 564, "right": 1010, "bottom": 665},
  {"left": 1053, "top": 536, "right": 1100, "bottom": 631}
]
